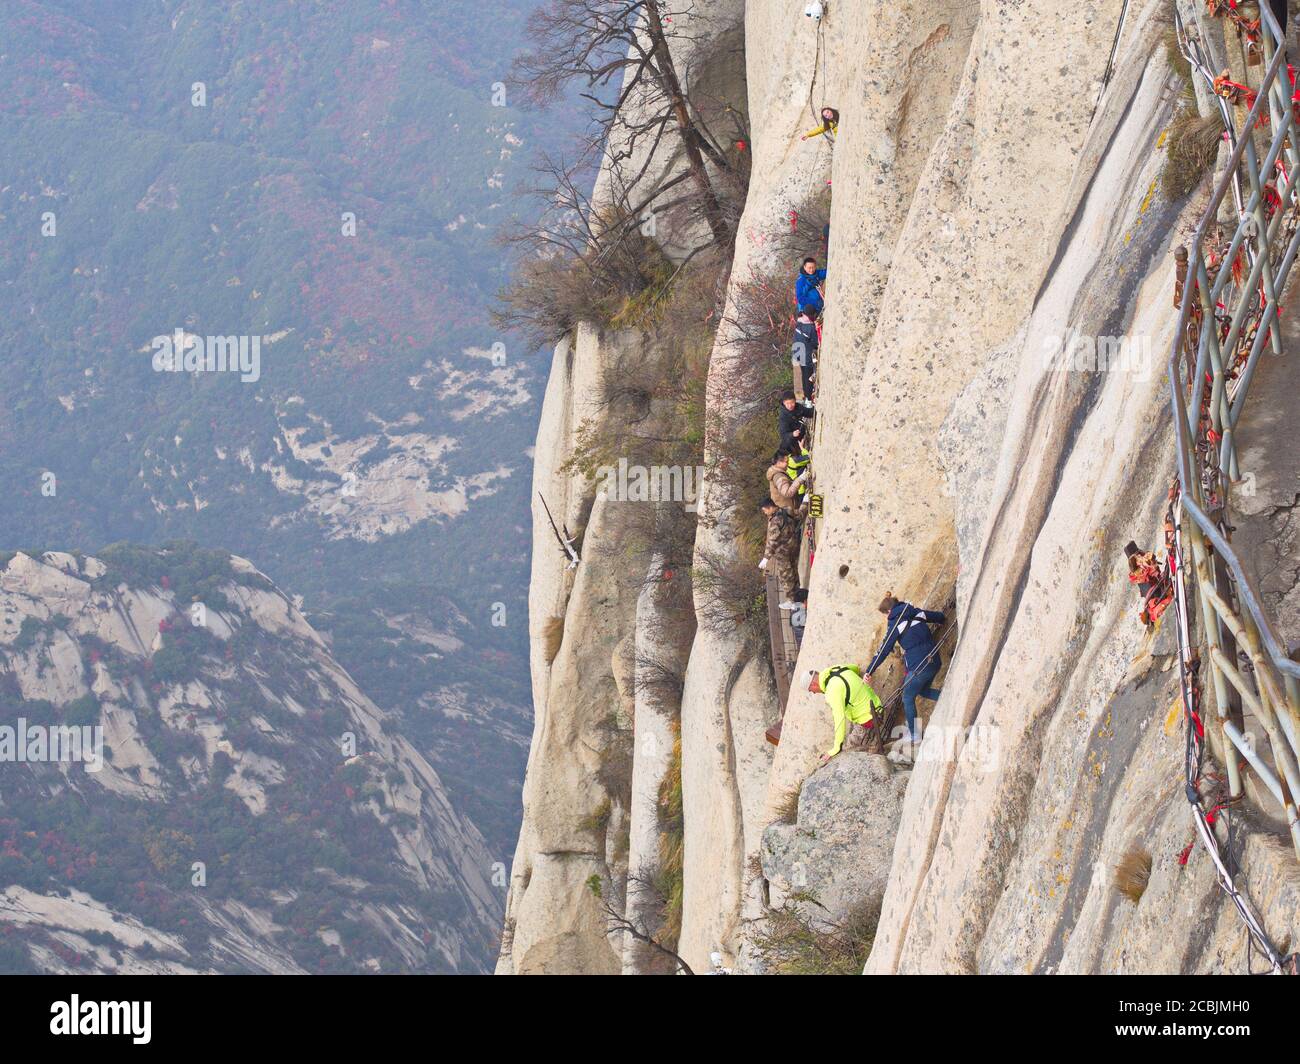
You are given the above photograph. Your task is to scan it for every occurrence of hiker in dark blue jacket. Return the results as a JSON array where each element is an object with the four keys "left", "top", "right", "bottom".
[
  {"left": 865, "top": 593, "right": 945, "bottom": 744},
  {"left": 795, "top": 258, "right": 827, "bottom": 315},
  {"left": 791, "top": 305, "right": 819, "bottom": 398}
]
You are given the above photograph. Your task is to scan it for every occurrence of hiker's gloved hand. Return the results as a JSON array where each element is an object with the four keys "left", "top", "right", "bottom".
[{"left": 758, "top": 558, "right": 768, "bottom": 571}]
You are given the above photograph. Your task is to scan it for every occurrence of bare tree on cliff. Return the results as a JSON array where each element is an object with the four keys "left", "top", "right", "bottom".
[
  {"left": 512, "top": 0, "right": 745, "bottom": 249},
  {"left": 587, "top": 872, "right": 695, "bottom": 974}
]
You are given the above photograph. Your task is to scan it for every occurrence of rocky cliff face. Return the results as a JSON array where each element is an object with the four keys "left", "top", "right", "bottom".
[
  {"left": 0, "top": 547, "right": 498, "bottom": 973},
  {"left": 500, "top": 0, "right": 1300, "bottom": 974}
]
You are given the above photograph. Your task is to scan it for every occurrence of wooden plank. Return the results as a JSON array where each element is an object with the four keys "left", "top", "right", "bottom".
[
  {"left": 765, "top": 569, "right": 793, "bottom": 745},
  {"left": 766, "top": 569, "right": 791, "bottom": 702}
]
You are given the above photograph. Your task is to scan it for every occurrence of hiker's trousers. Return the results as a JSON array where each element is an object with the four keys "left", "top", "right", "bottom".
[{"left": 901, "top": 657, "right": 941, "bottom": 737}]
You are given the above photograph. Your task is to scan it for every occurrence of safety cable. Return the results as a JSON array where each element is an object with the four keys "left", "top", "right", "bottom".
[
  {"left": 805, "top": 16, "right": 829, "bottom": 136},
  {"left": 798, "top": 16, "right": 833, "bottom": 206},
  {"left": 862, "top": 563, "right": 958, "bottom": 727},
  {"left": 1092, "top": 0, "right": 1133, "bottom": 122},
  {"left": 780, "top": 9, "right": 952, "bottom": 750},
  {"left": 873, "top": 620, "right": 958, "bottom": 720}
]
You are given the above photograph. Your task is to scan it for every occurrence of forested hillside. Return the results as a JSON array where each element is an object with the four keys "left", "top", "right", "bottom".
[
  {"left": 0, "top": 0, "right": 573, "bottom": 883},
  {"left": 0, "top": 545, "right": 498, "bottom": 973}
]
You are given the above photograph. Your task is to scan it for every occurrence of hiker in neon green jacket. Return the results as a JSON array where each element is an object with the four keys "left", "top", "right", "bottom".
[{"left": 808, "top": 665, "right": 881, "bottom": 765}]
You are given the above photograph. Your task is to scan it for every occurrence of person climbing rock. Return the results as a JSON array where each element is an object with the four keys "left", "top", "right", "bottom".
[
  {"left": 784, "top": 440, "right": 811, "bottom": 499},
  {"left": 791, "top": 306, "right": 820, "bottom": 399},
  {"left": 766, "top": 446, "right": 810, "bottom": 514},
  {"left": 758, "top": 500, "right": 800, "bottom": 608},
  {"left": 866, "top": 593, "right": 946, "bottom": 744},
  {"left": 789, "top": 587, "right": 808, "bottom": 648},
  {"left": 1125, "top": 540, "right": 1172, "bottom": 629},
  {"left": 778, "top": 388, "right": 814, "bottom": 450},
  {"left": 810, "top": 664, "right": 882, "bottom": 764},
  {"left": 796, "top": 257, "right": 827, "bottom": 315},
  {"left": 801, "top": 106, "right": 839, "bottom": 142}
]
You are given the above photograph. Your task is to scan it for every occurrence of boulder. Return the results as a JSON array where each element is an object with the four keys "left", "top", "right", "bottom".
[{"left": 761, "top": 753, "right": 908, "bottom": 929}]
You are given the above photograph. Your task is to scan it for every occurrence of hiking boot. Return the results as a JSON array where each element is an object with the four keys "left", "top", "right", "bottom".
[{"left": 886, "top": 736, "right": 913, "bottom": 762}]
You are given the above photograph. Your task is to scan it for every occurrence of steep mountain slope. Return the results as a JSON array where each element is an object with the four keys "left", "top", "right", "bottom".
[
  {"left": 495, "top": 0, "right": 749, "bottom": 973},
  {"left": 503, "top": 0, "right": 1300, "bottom": 975},
  {"left": 0, "top": 546, "right": 497, "bottom": 973}
]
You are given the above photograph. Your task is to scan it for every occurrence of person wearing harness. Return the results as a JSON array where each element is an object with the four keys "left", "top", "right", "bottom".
[
  {"left": 865, "top": 593, "right": 945, "bottom": 744},
  {"left": 784, "top": 442, "right": 811, "bottom": 497},
  {"left": 758, "top": 500, "right": 800, "bottom": 609},
  {"left": 810, "top": 664, "right": 882, "bottom": 765},
  {"left": 778, "top": 389, "right": 813, "bottom": 451},
  {"left": 796, "top": 257, "right": 827, "bottom": 315},
  {"left": 766, "top": 446, "right": 810, "bottom": 514},
  {"left": 801, "top": 106, "right": 839, "bottom": 141},
  {"left": 1124, "top": 540, "right": 1172, "bottom": 629},
  {"left": 791, "top": 307, "right": 819, "bottom": 399}
]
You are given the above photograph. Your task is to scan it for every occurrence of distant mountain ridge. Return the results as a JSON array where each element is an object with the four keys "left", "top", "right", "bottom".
[
  {"left": 0, "top": 0, "right": 577, "bottom": 956},
  {"left": 0, "top": 545, "right": 497, "bottom": 973}
]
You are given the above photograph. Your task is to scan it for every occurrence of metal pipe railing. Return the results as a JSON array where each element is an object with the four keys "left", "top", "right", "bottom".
[{"left": 1169, "top": 2, "right": 1300, "bottom": 862}]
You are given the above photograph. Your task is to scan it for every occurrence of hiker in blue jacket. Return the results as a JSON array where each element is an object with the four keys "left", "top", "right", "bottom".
[
  {"left": 865, "top": 593, "right": 945, "bottom": 744},
  {"left": 795, "top": 258, "right": 827, "bottom": 315}
]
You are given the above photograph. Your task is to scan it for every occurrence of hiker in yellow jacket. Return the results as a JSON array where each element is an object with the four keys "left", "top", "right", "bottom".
[
  {"left": 809, "top": 665, "right": 881, "bottom": 765},
  {"left": 801, "top": 106, "right": 839, "bottom": 141}
]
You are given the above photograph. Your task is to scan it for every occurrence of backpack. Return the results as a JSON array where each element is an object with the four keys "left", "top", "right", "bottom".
[{"left": 824, "top": 666, "right": 859, "bottom": 706}]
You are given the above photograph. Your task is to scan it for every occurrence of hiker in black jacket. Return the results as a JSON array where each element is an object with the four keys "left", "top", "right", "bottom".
[{"left": 778, "top": 389, "right": 814, "bottom": 451}]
